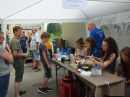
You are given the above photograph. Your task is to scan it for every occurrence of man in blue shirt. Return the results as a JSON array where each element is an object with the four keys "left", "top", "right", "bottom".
[{"left": 88, "top": 23, "right": 105, "bottom": 50}]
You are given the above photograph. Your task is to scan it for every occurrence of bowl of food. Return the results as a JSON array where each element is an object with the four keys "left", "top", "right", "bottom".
[{"left": 84, "top": 59, "right": 93, "bottom": 67}]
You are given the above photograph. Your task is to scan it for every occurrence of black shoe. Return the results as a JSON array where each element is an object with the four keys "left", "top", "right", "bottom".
[
  {"left": 38, "top": 88, "right": 47, "bottom": 94},
  {"left": 19, "top": 90, "right": 26, "bottom": 95},
  {"left": 45, "top": 86, "right": 53, "bottom": 92}
]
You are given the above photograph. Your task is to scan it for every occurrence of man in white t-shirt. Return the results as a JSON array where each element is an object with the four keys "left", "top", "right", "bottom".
[{"left": 30, "top": 28, "right": 41, "bottom": 71}]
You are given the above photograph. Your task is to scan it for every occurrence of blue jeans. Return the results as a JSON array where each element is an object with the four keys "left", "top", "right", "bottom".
[{"left": 0, "top": 74, "right": 10, "bottom": 97}]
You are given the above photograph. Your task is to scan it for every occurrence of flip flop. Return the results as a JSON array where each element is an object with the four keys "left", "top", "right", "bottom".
[
  {"left": 34, "top": 68, "right": 41, "bottom": 72},
  {"left": 32, "top": 66, "right": 38, "bottom": 69}
]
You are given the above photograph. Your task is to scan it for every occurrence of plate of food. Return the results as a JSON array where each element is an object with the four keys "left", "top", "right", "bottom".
[{"left": 81, "top": 65, "right": 90, "bottom": 71}]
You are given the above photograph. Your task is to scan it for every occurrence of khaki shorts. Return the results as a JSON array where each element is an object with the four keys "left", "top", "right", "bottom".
[
  {"left": 13, "top": 58, "right": 24, "bottom": 82},
  {"left": 14, "top": 66, "right": 24, "bottom": 82}
]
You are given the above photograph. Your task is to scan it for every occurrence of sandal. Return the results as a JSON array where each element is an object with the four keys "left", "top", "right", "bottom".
[
  {"left": 19, "top": 90, "right": 26, "bottom": 95},
  {"left": 32, "top": 66, "right": 38, "bottom": 69},
  {"left": 34, "top": 68, "right": 41, "bottom": 72}
]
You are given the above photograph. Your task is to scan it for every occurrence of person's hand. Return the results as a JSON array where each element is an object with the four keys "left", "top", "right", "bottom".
[
  {"left": 35, "top": 48, "right": 38, "bottom": 52},
  {"left": 47, "top": 64, "right": 51, "bottom": 69},
  {"left": 8, "top": 51, "right": 11, "bottom": 54},
  {"left": 23, "top": 53, "right": 28, "bottom": 58},
  {"left": 126, "top": 80, "right": 130, "bottom": 84},
  {"left": 86, "top": 56, "right": 95, "bottom": 62},
  {"left": 86, "top": 56, "right": 93, "bottom": 59}
]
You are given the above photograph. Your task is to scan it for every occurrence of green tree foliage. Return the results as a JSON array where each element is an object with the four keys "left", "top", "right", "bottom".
[
  {"left": 47, "top": 23, "right": 62, "bottom": 34},
  {"left": 0, "top": 24, "right": 9, "bottom": 31},
  {"left": 47, "top": 23, "right": 62, "bottom": 39}
]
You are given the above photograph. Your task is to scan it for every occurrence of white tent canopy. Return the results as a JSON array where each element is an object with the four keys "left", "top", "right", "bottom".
[
  {"left": 0, "top": 0, "right": 130, "bottom": 24},
  {"left": 0, "top": 0, "right": 130, "bottom": 49}
]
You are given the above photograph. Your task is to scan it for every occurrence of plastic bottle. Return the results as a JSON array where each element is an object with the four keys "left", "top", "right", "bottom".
[
  {"left": 56, "top": 48, "right": 60, "bottom": 54},
  {"left": 91, "top": 64, "right": 97, "bottom": 76},
  {"left": 56, "top": 48, "right": 61, "bottom": 58},
  {"left": 96, "top": 66, "right": 103, "bottom": 76}
]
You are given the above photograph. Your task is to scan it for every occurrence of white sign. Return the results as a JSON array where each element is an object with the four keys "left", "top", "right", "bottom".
[{"left": 62, "top": 0, "right": 87, "bottom": 10}]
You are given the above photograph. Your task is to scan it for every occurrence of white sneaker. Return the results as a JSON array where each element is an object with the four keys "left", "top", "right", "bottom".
[{"left": 24, "top": 64, "right": 26, "bottom": 67}]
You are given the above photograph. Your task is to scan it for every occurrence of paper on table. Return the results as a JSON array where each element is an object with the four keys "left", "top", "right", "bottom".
[
  {"left": 80, "top": 70, "right": 91, "bottom": 76},
  {"left": 57, "top": 58, "right": 61, "bottom": 61}
]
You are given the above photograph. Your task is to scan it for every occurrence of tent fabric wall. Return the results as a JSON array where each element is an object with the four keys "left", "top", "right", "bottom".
[
  {"left": 91, "top": 0, "right": 130, "bottom": 3},
  {"left": 89, "top": 11, "right": 130, "bottom": 25},
  {"left": 88, "top": 11, "right": 130, "bottom": 50}
]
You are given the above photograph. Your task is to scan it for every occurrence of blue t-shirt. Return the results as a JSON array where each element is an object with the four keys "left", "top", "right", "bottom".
[
  {"left": 39, "top": 42, "right": 52, "bottom": 65},
  {"left": 90, "top": 28, "right": 105, "bottom": 49},
  {"left": 6, "top": 36, "right": 10, "bottom": 46},
  {"left": 86, "top": 48, "right": 100, "bottom": 58},
  {"left": 92, "top": 48, "right": 100, "bottom": 58},
  {"left": 20, "top": 36, "right": 28, "bottom": 47}
]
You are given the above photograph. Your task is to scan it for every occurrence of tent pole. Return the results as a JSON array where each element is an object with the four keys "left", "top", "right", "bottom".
[
  {"left": 81, "top": 10, "right": 89, "bottom": 19},
  {"left": 3, "top": 0, "right": 43, "bottom": 20}
]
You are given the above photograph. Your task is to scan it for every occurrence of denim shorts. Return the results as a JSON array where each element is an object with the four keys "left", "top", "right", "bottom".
[
  {"left": 30, "top": 50, "right": 40, "bottom": 61},
  {"left": 43, "top": 65, "right": 52, "bottom": 78},
  {"left": 0, "top": 74, "right": 10, "bottom": 97}
]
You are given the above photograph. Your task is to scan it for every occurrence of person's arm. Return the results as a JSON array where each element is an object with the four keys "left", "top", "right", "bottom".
[
  {"left": 5, "top": 43, "right": 11, "bottom": 54},
  {"left": 36, "top": 42, "right": 39, "bottom": 49},
  {"left": 114, "top": 57, "right": 120, "bottom": 76},
  {"left": 12, "top": 50, "right": 28, "bottom": 58},
  {"left": 114, "top": 69, "right": 120, "bottom": 76},
  {"left": 90, "top": 53, "right": 116, "bottom": 68},
  {"left": 84, "top": 48, "right": 87, "bottom": 57},
  {"left": 26, "top": 37, "right": 29, "bottom": 48},
  {"left": 2, "top": 50, "right": 13, "bottom": 64},
  {"left": 42, "top": 52, "right": 51, "bottom": 69},
  {"left": 6, "top": 32, "right": 11, "bottom": 38},
  {"left": 40, "top": 43, "right": 51, "bottom": 69},
  {"left": 35, "top": 34, "right": 40, "bottom": 50},
  {"left": 86, "top": 56, "right": 101, "bottom": 61},
  {"left": 126, "top": 79, "right": 130, "bottom": 84}
]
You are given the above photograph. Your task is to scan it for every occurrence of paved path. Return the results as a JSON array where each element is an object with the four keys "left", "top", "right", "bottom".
[{"left": 6, "top": 63, "right": 66, "bottom": 97}]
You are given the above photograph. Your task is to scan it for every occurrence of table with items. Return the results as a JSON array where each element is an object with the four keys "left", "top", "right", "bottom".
[{"left": 52, "top": 59, "right": 125, "bottom": 97}]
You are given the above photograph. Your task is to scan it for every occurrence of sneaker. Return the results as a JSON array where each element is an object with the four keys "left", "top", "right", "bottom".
[
  {"left": 45, "top": 87, "right": 52, "bottom": 92},
  {"left": 38, "top": 88, "right": 47, "bottom": 94}
]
